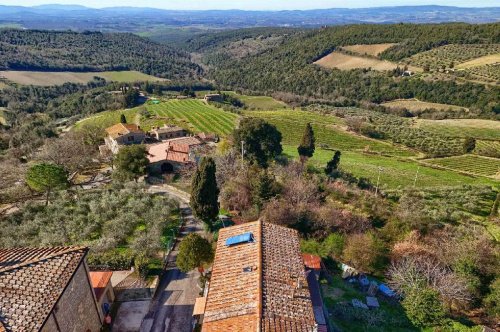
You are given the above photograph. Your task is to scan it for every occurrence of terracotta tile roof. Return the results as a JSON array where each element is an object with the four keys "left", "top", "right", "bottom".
[
  {"left": 203, "top": 221, "right": 261, "bottom": 332},
  {"left": 0, "top": 246, "right": 88, "bottom": 331},
  {"left": 89, "top": 271, "right": 113, "bottom": 301},
  {"left": 105, "top": 123, "right": 143, "bottom": 139},
  {"left": 202, "top": 221, "right": 316, "bottom": 332},
  {"left": 302, "top": 254, "right": 322, "bottom": 270},
  {"left": 261, "top": 222, "right": 316, "bottom": 331},
  {"left": 147, "top": 137, "right": 202, "bottom": 164}
]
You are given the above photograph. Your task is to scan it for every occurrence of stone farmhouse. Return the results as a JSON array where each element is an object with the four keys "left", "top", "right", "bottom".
[
  {"left": 150, "top": 125, "right": 186, "bottom": 141},
  {"left": 103, "top": 123, "right": 146, "bottom": 154},
  {"left": 0, "top": 247, "right": 102, "bottom": 332},
  {"left": 147, "top": 136, "right": 204, "bottom": 173},
  {"left": 193, "top": 220, "right": 325, "bottom": 332}
]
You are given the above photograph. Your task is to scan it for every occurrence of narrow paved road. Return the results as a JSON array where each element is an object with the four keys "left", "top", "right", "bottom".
[{"left": 140, "top": 185, "right": 204, "bottom": 332}]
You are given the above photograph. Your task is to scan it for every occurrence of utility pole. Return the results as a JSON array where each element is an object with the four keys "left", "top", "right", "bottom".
[
  {"left": 413, "top": 166, "right": 420, "bottom": 187},
  {"left": 375, "top": 167, "right": 383, "bottom": 195}
]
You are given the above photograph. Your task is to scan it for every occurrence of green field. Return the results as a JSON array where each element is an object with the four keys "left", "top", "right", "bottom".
[
  {"left": 284, "top": 146, "right": 496, "bottom": 189},
  {"left": 416, "top": 119, "right": 500, "bottom": 140},
  {"left": 247, "top": 110, "right": 415, "bottom": 157},
  {"left": 144, "top": 99, "right": 238, "bottom": 135},
  {"left": 0, "top": 70, "right": 165, "bottom": 86},
  {"left": 225, "top": 91, "right": 287, "bottom": 110},
  {"left": 76, "top": 99, "right": 238, "bottom": 136},
  {"left": 423, "top": 155, "right": 500, "bottom": 178}
]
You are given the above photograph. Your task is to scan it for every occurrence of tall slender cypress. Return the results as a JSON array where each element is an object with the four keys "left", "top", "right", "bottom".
[
  {"left": 298, "top": 123, "right": 315, "bottom": 160},
  {"left": 190, "top": 157, "right": 219, "bottom": 229}
]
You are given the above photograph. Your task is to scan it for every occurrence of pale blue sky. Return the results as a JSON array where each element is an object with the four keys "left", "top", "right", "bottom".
[{"left": 2, "top": 0, "right": 499, "bottom": 10}]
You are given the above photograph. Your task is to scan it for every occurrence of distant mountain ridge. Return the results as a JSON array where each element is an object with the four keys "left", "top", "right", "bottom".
[{"left": 0, "top": 5, "right": 498, "bottom": 31}]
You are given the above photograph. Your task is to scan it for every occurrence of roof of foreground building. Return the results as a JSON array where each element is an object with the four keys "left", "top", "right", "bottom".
[
  {"left": 202, "top": 220, "right": 317, "bottom": 332},
  {"left": 0, "top": 246, "right": 88, "bottom": 331}
]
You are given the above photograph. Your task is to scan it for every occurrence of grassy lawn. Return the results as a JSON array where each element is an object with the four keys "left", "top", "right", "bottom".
[
  {"left": 322, "top": 274, "right": 417, "bottom": 332},
  {"left": 224, "top": 91, "right": 287, "bottom": 110},
  {"left": 284, "top": 146, "right": 498, "bottom": 189},
  {"left": 75, "top": 107, "right": 141, "bottom": 129}
]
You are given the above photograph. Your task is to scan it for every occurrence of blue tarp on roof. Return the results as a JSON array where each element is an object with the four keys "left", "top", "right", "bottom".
[
  {"left": 225, "top": 232, "right": 254, "bottom": 246},
  {"left": 379, "top": 284, "right": 396, "bottom": 297}
]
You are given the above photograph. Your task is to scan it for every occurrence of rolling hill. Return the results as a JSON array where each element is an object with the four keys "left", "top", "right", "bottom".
[{"left": 0, "top": 30, "right": 201, "bottom": 80}]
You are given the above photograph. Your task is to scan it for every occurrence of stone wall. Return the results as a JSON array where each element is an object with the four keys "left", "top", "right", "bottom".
[{"left": 41, "top": 262, "right": 102, "bottom": 332}]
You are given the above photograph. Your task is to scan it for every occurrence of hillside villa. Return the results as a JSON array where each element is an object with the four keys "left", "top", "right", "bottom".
[
  {"left": 193, "top": 220, "right": 327, "bottom": 332},
  {"left": 103, "top": 123, "right": 146, "bottom": 154},
  {"left": 147, "top": 136, "right": 204, "bottom": 173},
  {"left": 0, "top": 247, "right": 103, "bottom": 331}
]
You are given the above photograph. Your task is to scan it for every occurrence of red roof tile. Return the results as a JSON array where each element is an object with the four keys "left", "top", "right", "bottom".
[
  {"left": 89, "top": 271, "right": 113, "bottom": 301},
  {"left": 202, "top": 220, "right": 316, "bottom": 332},
  {"left": 302, "top": 254, "right": 322, "bottom": 270}
]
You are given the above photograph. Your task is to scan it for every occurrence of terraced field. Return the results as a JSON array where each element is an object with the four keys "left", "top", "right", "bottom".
[
  {"left": 247, "top": 109, "right": 415, "bottom": 157},
  {"left": 462, "top": 63, "right": 500, "bottom": 83},
  {"left": 416, "top": 119, "right": 500, "bottom": 140},
  {"left": 409, "top": 44, "right": 500, "bottom": 70},
  {"left": 476, "top": 140, "right": 500, "bottom": 158},
  {"left": 283, "top": 147, "right": 497, "bottom": 189},
  {"left": 423, "top": 155, "right": 500, "bottom": 178},
  {"left": 145, "top": 99, "right": 237, "bottom": 135},
  {"left": 76, "top": 99, "right": 238, "bottom": 136}
]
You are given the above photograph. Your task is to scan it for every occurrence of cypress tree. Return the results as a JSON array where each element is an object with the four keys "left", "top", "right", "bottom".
[
  {"left": 298, "top": 123, "right": 315, "bottom": 160},
  {"left": 491, "top": 191, "right": 500, "bottom": 217},
  {"left": 325, "top": 151, "right": 341, "bottom": 176},
  {"left": 120, "top": 114, "right": 127, "bottom": 124},
  {"left": 190, "top": 157, "right": 219, "bottom": 229}
]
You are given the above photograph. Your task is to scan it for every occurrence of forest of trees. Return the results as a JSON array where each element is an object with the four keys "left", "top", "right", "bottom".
[
  {"left": 204, "top": 23, "right": 500, "bottom": 113},
  {"left": 0, "top": 30, "right": 201, "bottom": 79}
]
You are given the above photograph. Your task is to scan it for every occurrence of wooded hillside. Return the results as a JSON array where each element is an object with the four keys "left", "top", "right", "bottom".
[{"left": 0, "top": 30, "right": 201, "bottom": 79}]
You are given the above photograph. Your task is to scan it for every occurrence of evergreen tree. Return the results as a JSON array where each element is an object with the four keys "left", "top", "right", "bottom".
[
  {"left": 463, "top": 137, "right": 476, "bottom": 153},
  {"left": 190, "top": 157, "right": 220, "bottom": 228},
  {"left": 325, "top": 151, "right": 341, "bottom": 176},
  {"left": 113, "top": 145, "right": 149, "bottom": 182},
  {"left": 402, "top": 287, "right": 446, "bottom": 328},
  {"left": 177, "top": 233, "right": 214, "bottom": 274},
  {"left": 120, "top": 114, "right": 127, "bottom": 124},
  {"left": 491, "top": 191, "right": 500, "bottom": 217},
  {"left": 233, "top": 118, "right": 282, "bottom": 168},
  {"left": 252, "top": 171, "right": 279, "bottom": 210},
  {"left": 298, "top": 123, "right": 315, "bottom": 160},
  {"left": 26, "top": 163, "right": 68, "bottom": 205}
]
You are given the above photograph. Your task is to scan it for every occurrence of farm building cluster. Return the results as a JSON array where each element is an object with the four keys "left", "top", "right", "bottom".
[{"left": 99, "top": 122, "right": 217, "bottom": 173}]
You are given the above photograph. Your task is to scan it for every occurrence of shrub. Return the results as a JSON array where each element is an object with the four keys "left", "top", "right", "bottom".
[{"left": 402, "top": 287, "right": 446, "bottom": 328}]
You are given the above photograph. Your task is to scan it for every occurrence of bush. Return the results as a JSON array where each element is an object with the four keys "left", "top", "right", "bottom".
[
  {"left": 402, "top": 287, "right": 446, "bottom": 328},
  {"left": 87, "top": 250, "right": 134, "bottom": 270}
]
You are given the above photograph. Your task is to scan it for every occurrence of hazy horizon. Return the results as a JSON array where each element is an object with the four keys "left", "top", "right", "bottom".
[{"left": 2, "top": 0, "right": 499, "bottom": 10}]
